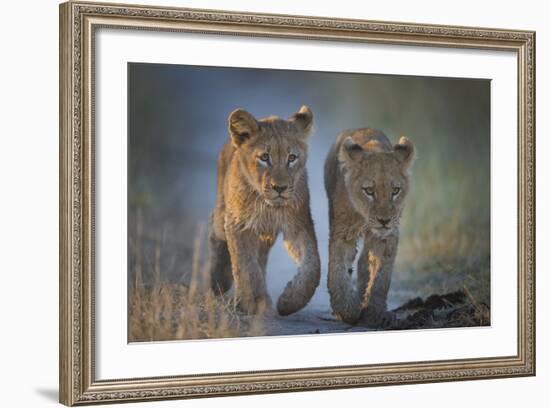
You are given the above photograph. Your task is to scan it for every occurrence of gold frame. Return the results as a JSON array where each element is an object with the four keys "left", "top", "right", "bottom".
[{"left": 59, "top": 1, "right": 536, "bottom": 405}]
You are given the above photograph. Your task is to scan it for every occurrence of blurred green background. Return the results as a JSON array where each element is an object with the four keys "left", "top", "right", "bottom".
[{"left": 128, "top": 62, "right": 490, "bottom": 311}]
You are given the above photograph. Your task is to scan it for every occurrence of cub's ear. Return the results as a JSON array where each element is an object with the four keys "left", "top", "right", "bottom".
[
  {"left": 228, "top": 108, "right": 259, "bottom": 147},
  {"left": 339, "top": 136, "right": 364, "bottom": 165},
  {"left": 393, "top": 136, "right": 415, "bottom": 173},
  {"left": 289, "top": 105, "right": 314, "bottom": 137}
]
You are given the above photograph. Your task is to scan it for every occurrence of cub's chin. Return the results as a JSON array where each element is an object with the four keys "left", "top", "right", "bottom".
[
  {"left": 370, "top": 226, "right": 398, "bottom": 239},
  {"left": 264, "top": 196, "right": 290, "bottom": 207}
]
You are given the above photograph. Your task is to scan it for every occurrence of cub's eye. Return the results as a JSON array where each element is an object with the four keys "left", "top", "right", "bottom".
[
  {"left": 363, "top": 187, "right": 375, "bottom": 197},
  {"left": 288, "top": 154, "right": 297, "bottom": 163},
  {"left": 392, "top": 187, "right": 401, "bottom": 196},
  {"left": 259, "top": 153, "right": 270, "bottom": 162}
]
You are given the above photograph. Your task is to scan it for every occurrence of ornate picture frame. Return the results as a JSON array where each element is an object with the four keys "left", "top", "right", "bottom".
[{"left": 59, "top": 1, "right": 535, "bottom": 405}]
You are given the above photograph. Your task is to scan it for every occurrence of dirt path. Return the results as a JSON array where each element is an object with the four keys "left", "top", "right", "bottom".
[
  {"left": 259, "top": 289, "right": 488, "bottom": 336},
  {"left": 263, "top": 307, "right": 372, "bottom": 337}
]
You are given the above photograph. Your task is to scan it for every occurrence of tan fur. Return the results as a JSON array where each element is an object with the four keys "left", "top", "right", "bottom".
[
  {"left": 208, "top": 106, "right": 321, "bottom": 315},
  {"left": 324, "top": 128, "right": 415, "bottom": 325}
]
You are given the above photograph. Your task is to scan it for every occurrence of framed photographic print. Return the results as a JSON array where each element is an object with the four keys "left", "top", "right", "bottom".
[{"left": 59, "top": 1, "right": 536, "bottom": 405}]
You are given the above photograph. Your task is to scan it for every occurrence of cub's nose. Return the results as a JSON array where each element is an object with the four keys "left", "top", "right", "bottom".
[
  {"left": 377, "top": 217, "right": 391, "bottom": 227},
  {"left": 272, "top": 184, "right": 288, "bottom": 194}
]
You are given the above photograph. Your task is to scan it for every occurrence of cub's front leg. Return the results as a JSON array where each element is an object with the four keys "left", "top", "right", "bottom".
[
  {"left": 327, "top": 235, "right": 361, "bottom": 323},
  {"left": 358, "top": 234, "right": 398, "bottom": 327},
  {"left": 224, "top": 226, "right": 269, "bottom": 314},
  {"left": 277, "top": 216, "right": 321, "bottom": 316}
]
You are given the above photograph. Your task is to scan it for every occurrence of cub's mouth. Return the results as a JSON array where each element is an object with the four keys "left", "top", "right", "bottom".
[
  {"left": 266, "top": 196, "right": 288, "bottom": 206},
  {"left": 262, "top": 184, "right": 294, "bottom": 206},
  {"left": 371, "top": 225, "right": 397, "bottom": 238},
  {"left": 262, "top": 190, "right": 294, "bottom": 207}
]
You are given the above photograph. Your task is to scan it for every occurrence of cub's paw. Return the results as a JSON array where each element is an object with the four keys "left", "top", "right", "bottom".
[
  {"left": 276, "top": 293, "right": 304, "bottom": 316},
  {"left": 236, "top": 294, "right": 272, "bottom": 315},
  {"left": 276, "top": 296, "right": 294, "bottom": 316}
]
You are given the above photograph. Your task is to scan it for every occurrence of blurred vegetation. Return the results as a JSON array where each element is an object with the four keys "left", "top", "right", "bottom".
[
  {"left": 128, "top": 63, "right": 490, "bottom": 339},
  {"left": 129, "top": 225, "right": 265, "bottom": 342}
]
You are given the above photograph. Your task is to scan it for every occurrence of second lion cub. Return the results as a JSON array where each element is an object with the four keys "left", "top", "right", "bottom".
[{"left": 324, "top": 128, "right": 415, "bottom": 326}]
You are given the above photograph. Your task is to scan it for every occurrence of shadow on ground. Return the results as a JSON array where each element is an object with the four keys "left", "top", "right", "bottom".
[{"left": 34, "top": 388, "right": 58, "bottom": 403}]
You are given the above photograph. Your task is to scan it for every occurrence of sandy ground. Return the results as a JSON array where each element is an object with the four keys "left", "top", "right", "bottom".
[{"left": 264, "top": 309, "right": 359, "bottom": 336}]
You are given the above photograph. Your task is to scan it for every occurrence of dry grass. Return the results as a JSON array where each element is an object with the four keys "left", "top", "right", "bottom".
[
  {"left": 398, "top": 165, "right": 490, "bottom": 267},
  {"left": 128, "top": 283, "right": 265, "bottom": 342},
  {"left": 128, "top": 222, "right": 265, "bottom": 342},
  {"left": 450, "top": 285, "right": 491, "bottom": 327}
]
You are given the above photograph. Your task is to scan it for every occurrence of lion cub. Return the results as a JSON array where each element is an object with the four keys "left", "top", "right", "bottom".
[
  {"left": 207, "top": 106, "right": 321, "bottom": 315},
  {"left": 324, "top": 129, "right": 415, "bottom": 326}
]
